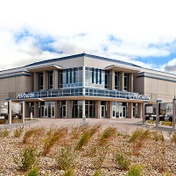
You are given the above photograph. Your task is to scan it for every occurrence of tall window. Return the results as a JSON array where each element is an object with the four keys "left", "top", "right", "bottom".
[
  {"left": 38, "top": 72, "right": 43, "bottom": 90},
  {"left": 124, "top": 73, "right": 129, "bottom": 91},
  {"left": 58, "top": 67, "right": 83, "bottom": 88},
  {"left": 48, "top": 71, "right": 53, "bottom": 89},
  {"left": 105, "top": 70, "right": 110, "bottom": 89},
  {"left": 85, "top": 67, "right": 106, "bottom": 88},
  {"left": 115, "top": 72, "right": 120, "bottom": 90}
]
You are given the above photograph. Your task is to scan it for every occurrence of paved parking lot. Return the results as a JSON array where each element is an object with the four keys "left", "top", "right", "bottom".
[{"left": 0, "top": 118, "right": 174, "bottom": 138}]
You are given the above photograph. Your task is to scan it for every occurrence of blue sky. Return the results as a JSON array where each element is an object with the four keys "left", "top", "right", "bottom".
[{"left": 0, "top": 0, "right": 176, "bottom": 73}]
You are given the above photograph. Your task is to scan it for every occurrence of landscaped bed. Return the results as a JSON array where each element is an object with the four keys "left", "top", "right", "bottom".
[{"left": 0, "top": 124, "right": 176, "bottom": 176}]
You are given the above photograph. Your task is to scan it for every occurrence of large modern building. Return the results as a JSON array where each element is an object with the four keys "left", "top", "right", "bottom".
[{"left": 0, "top": 53, "right": 176, "bottom": 119}]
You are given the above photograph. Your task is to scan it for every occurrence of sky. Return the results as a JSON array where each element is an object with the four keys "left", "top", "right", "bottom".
[{"left": 0, "top": 0, "right": 176, "bottom": 73}]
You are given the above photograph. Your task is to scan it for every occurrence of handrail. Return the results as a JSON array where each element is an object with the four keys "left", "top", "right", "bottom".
[{"left": 16, "top": 88, "right": 150, "bottom": 100}]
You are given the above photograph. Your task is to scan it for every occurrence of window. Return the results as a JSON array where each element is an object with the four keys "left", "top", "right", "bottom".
[
  {"left": 115, "top": 72, "right": 120, "bottom": 90},
  {"left": 124, "top": 73, "right": 129, "bottom": 91},
  {"left": 105, "top": 70, "right": 110, "bottom": 89},
  {"left": 38, "top": 72, "right": 43, "bottom": 90},
  {"left": 58, "top": 67, "right": 83, "bottom": 88},
  {"left": 48, "top": 71, "right": 53, "bottom": 89},
  {"left": 85, "top": 67, "right": 106, "bottom": 88}
]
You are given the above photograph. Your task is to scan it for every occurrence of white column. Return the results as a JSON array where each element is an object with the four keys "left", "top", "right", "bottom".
[
  {"left": 67, "top": 100, "right": 72, "bottom": 118},
  {"left": 8, "top": 100, "right": 12, "bottom": 124},
  {"left": 34, "top": 102, "right": 39, "bottom": 118},
  {"left": 55, "top": 101, "right": 59, "bottom": 118},
  {"left": 111, "top": 70, "right": 115, "bottom": 90},
  {"left": 34, "top": 72, "right": 38, "bottom": 91},
  {"left": 22, "top": 101, "right": 25, "bottom": 123},
  {"left": 156, "top": 101, "right": 160, "bottom": 127},
  {"left": 130, "top": 73, "right": 134, "bottom": 92},
  {"left": 128, "top": 102, "right": 133, "bottom": 118},
  {"left": 173, "top": 98, "right": 176, "bottom": 129},
  {"left": 53, "top": 69, "right": 58, "bottom": 89},
  {"left": 82, "top": 100, "right": 86, "bottom": 118},
  {"left": 96, "top": 101, "right": 101, "bottom": 119},
  {"left": 107, "top": 101, "right": 113, "bottom": 118}
]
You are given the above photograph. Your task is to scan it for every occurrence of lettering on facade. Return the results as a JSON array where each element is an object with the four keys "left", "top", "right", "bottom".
[
  {"left": 131, "top": 93, "right": 150, "bottom": 100},
  {"left": 16, "top": 93, "right": 35, "bottom": 99}
]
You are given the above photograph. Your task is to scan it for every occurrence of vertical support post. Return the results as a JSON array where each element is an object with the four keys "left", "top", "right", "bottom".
[
  {"left": 67, "top": 100, "right": 72, "bottom": 118},
  {"left": 172, "top": 98, "right": 176, "bottom": 129},
  {"left": 55, "top": 101, "right": 59, "bottom": 118},
  {"left": 81, "top": 100, "right": 86, "bottom": 125},
  {"left": 156, "top": 100, "right": 160, "bottom": 128},
  {"left": 142, "top": 103, "right": 146, "bottom": 125},
  {"left": 34, "top": 102, "right": 39, "bottom": 118},
  {"left": 107, "top": 101, "right": 113, "bottom": 118},
  {"left": 8, "top": 100, "right": 12, "bottom": 124},
  {"left": 138, "top": 103, "right": 143, "bottom": 119},
  {"left": 111, "top": 70, "right": 115, "bottom": 90},
  {"left": 128, "top": 102, "right": 133, "bottom": 118},
  {"left": 95, "top": 101, "right": 101, "bottom": 119},
  {"left": 22, "top": 101, "right": 25, "bottom": 123},
  {"left": 130, "top": 73, "right": 134, "bottom": 92},
  {"left": 53, "top": 69, "right": 58, "bottom": 89},
  {"left": 34, "top": 72, "right": 38, "bottom": 91}
]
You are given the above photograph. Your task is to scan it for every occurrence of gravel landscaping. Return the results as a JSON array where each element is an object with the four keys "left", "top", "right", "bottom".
[{"left": 0, "top": 119, "right": 176, "bottom": 176}]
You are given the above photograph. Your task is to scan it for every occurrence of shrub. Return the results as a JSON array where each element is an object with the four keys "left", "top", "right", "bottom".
[
  {"left": 0, "top": 128, "right": 10, "bottom": 137},
  {"left": 161, "top": 121, "right": 172, "bottom": 126},
  {"left": 43, "top": 126, "right": 68, "bottom": 156},
  {"left": 162, "top": 171, "right": 174, "bottom": 176},
  {"left": 114, "top": 153, "right": 130, "bottom": 170},
  {"left": 75, "top": 131, "right": 90, "bottom": 150},
  {"left": 98, "top": 127, "right": 117, "bottom": 146},
  {"left": 16, "top": 147, "right": 38, "bottom": 171},
  {"left": 92, "top": 170, "right": 101, "bottom": 176},
  {"left": 129, "top": 129, "right": 149, "bottom": 142},
  {"left": 14, "top": 126, "right": 24, "bottom": 138},
  {"left": 23, "top": 127, "right": 45, "bottom": 144},
  {"left": 171, "top": 132, "right": 176, "bottom": 144},
  {"left": 126, "top": 164, "right": 143, "bottom": 176},
  {"left": 26, "top": 167, "right": 39, "bottom": 176},
  {"left": 56, "top": 147, "right": 77, "bottom": 171},
  {"left": 152, "top": 130, "right": 165, "bottom": 142},
  {"left": 0, "top": 119, "right": 6, "bottom": 124},
  {"left": 91, "top": 146, "right": 107, "bottom": 169},
  {"left": 64, "top": 169, "right": 75, "bottom": 176}
]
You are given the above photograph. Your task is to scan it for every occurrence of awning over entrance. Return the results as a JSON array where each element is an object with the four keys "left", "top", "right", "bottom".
[
  {"left": 27, "top": 64, "right": 63, "bottom": 72},
  {"left": 105, "top": 64, "right": 141, "bottom": 73}
]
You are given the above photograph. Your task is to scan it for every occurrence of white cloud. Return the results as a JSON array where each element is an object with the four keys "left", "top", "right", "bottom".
[
  {"left": 0, "top": 0, "right": 176, "bottom": 70},
  {"left": 159, "top": 58, "right": 176, "bottom": 73}
]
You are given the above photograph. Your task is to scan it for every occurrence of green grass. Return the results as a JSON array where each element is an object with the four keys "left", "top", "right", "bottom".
[
  {"left": 16, "top": 147, "right": 38, "bottom": 171},
  {"left": 126, "top": 164, "right": 144, "bottom": 176},
  {"left": 56, "top": 147, "right": 77, "bottom": 171},
  {"left": 114, "top": 153, "right": 131, "bottom": 170}
]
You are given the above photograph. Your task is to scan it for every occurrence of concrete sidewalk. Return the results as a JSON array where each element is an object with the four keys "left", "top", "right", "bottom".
[{"left": 0, "top": 118, "right": 175, "bottom": 138}]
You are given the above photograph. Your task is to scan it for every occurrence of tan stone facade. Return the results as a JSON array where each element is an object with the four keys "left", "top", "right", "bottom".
[{"left": 0, "top": 53, "right": 176, "bottom": 122}]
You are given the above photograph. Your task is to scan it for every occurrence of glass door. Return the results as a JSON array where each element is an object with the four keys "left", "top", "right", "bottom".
[
  {"left": 100, "top": 105, "right": 106, "bottom": 118},
  {"left": 119, "top": 106, "right": 126, "bottom": 118},
  {"left": 41, "top": 105, "right": 48, "bottom": 118},
  {"left": 62, "top": 105, "right": 67, "bottom": 118},
  {"left": 112, "top": 106, "right": 116, "bottom": 118},
  {"left": 51, "top": 105, "right": 55, "bottom": 118}
]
